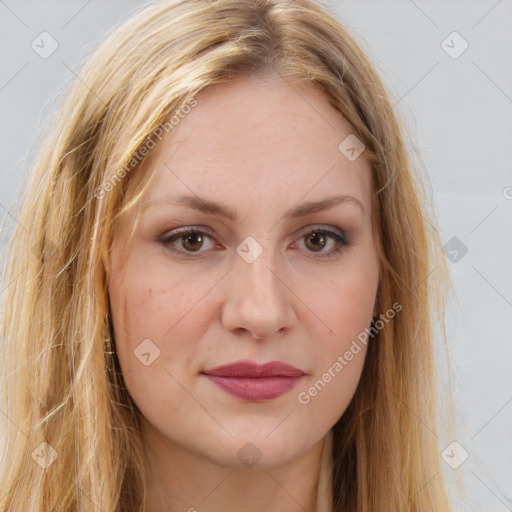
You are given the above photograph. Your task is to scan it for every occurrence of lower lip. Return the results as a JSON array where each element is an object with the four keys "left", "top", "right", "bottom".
[{"left": 203, "top": 375, "right": 304, "bottom": 401}]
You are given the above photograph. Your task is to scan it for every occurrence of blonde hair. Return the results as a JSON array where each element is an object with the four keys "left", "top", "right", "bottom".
[{"left": 0, "top": 0, "right": 462, "bottom": 510}]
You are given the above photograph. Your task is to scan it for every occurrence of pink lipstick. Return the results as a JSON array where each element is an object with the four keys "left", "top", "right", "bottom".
[{"left": 202, "top": 360, "right": 305, "bottom": 401}]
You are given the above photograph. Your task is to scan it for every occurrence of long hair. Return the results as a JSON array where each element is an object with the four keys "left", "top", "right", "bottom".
[{"left": 0, "top": 0, "right": 461, "bottom": 510}]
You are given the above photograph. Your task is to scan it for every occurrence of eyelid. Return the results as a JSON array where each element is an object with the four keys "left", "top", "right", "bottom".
[
  {"left": 158, "top": 226, "right": 218, "bottom": 250},
  {"left": 159, "top": 224, "right": 345, "bottom": 241},
  {"left": 159, "top": 225, "right": 218, "bottom": 242},
  {"left": 295, "top": 224, "right": 346, "bottom": 239}
]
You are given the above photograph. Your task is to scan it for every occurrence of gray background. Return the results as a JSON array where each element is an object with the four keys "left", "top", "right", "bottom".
[{"left": 1, "top": 0, "right": 511, "bottom": 510}]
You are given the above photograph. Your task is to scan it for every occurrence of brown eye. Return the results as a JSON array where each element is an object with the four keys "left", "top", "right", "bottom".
[
  {"left": 296, "top": 227, "right": 350, "bottom": 259},
  {"left": 159, "top": 228, "right": 216, "bottom": 257},
  {"left": 304, "top": 232, "right": 328, "bottom": 252},
  {"left": 181, "top": 232, "right": 204, "bottom": 252}
]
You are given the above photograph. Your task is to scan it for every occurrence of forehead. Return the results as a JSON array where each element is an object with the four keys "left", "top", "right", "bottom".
[{"left": 142, "top": 75, "right": 373, "bottom": 211}]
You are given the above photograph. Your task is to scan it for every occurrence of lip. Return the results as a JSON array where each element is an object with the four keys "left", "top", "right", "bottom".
[{"left": 202, "top": 360, "right": 305, "bottom": 401}]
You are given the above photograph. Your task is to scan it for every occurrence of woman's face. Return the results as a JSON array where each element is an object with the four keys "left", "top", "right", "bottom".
[{"left": 109, "top": 74, "right": 379, "bottom": 468}]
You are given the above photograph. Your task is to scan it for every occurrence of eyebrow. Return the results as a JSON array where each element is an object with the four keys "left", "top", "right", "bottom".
[{"left": 142, "top": 193, "right": 364, "bottom": 220}]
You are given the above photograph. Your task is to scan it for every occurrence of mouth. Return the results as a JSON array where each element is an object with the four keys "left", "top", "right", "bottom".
[{"left": 201, "top": 360, "right": 305, "bottom": 402}]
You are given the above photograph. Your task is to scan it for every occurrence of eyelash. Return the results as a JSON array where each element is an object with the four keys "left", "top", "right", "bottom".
[{"left": 158, "top": 225, "right": 351, "bottom": 260}]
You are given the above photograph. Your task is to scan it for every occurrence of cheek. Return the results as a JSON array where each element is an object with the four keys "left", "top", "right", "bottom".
[
  {"left": 108, "top": 251, "right": 217, "bottom": 388},
  {"left": 296, "top": 342, "right": 367, "bottom": 429},
  {"left": 110, "top": 246, "right": 200, "bottom": 340},
  {"left": 108, "top": 273, "right": 194, "bottom": 423},
  {"left": 294, "top": 277, "right": 372, "bottom": 423},
  {"left": 307, "top": 263, "right": 377, "bottom": 341},
  {"left": 294, "top": 260, "right": 376, "bottom": 417}
]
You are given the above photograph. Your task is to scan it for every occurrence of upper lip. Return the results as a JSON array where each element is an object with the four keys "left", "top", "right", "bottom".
[{"left": 202, "top": 360, "right": 305, "bottom": 378}]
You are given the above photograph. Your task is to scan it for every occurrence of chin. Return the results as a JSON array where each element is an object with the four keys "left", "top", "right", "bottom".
[{"left": 199, "top": 430, "right": 316, "bottom": 470}]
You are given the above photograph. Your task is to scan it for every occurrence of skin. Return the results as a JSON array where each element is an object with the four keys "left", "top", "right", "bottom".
[{"left": 109, "top": 73, "right": 379, "bottom": 512}]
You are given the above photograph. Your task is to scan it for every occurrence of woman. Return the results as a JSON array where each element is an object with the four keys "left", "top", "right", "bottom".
[{"left": 0, "top": 0, "right": 462, "bottom": 510}]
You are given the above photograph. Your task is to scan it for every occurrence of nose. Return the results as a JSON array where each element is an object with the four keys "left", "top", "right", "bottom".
[{"left": 221, "top": 243, "right": 296, "bottom": 340}]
